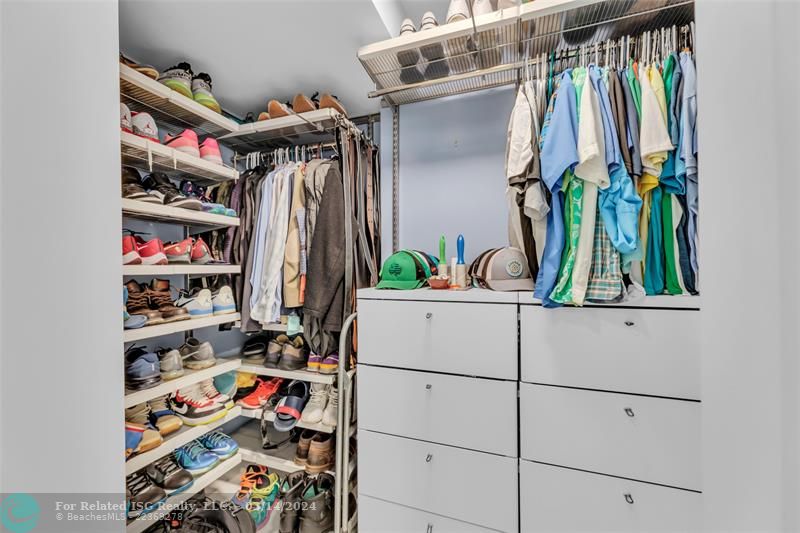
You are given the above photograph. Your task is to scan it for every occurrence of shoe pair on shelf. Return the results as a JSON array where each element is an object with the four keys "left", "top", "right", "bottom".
[
  {"left": 300, "top": 383, "right": 338, "bottom": 427},
  {"left": 170, "top": 378, "right": 234, "bottom": 426},
  {"left": 230, "top": 464, "right": 281, "bottom": 529},
  {"left": 164, "top": 129, "right": 224, "bottom": 166},
  {"left": 121, "top": 167, "right": 202, "bottom": 210},
  {"left": 125, "top": 279, "right": 190, "bottom": 324},
  {"left": 257, "top": 92, "right": 347, "bottom": 121},
  {"left": 235, "top": 376, "right": 283, "bottom": 410},
  {"left": 180, "top": 179, "right": 237, "bottom": 216},
  {"left": 158, "top": 62, "right": 221, "bottom": 114},
  {"left": 126, "top": 455, "right": 193, "bottom": 518},
  {"left": 155, "top": 337, "right": 217, "bottom": 383},
  {"left": 174, "top": 431, "right": 239, "bottom": 475},
  {"left": 125, "top": 395, "right": 183, "bottom": 457},
  {"left": 174, "top": 284, "right": 236, "bottom": 317},
  {"left": 264, "top": 334, "right": 307, "bottom": 371},
  {"left": 306, "top": 351, "right": 339, "bottom": 375},
  {"left": 294, "top": 429, "right": 335, "bottom": 474},
  {"left": 279, "top": 471, "right": 335, "bottom": 533}
]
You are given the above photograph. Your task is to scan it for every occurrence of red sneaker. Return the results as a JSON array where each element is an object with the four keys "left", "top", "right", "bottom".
[
  {"left": 236, "top": 378, "right": 284, "bottom": 409},
  {"left": 122, "top": 235, "right": 142, "bottom": 265},
  {"left": 164, "top": 238, "right": 192, "bottom": 264},
  {"left": 134, "top": 237, "right": 168, "bottom": 265},
  {"left": 164, "top": 129, "right": 200, "bottom": 157},
  {"left": 191, "top": 237, "right": 211, "bottom": 264},
  {"left": 199, "top": 137, "right": 223, "bottom": 165}
]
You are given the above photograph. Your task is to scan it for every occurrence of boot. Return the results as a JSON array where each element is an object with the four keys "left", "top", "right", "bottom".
[
  {"left": 299, "top": 473, "right": 334, "bottom": 533},
  {"left": 279, "top": 471, "right": 308, "bottom": 533},
  {"left": 306, "top": 432, "right": 334, "bottom": 474}
]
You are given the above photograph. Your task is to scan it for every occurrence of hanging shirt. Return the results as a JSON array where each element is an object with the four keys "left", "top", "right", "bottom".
[
  {"left": 534, "top": 70, "right": 579, "bottom": 307},
  {"left": 679, "top": 51, "right": 699, "bottom": 276},
  {"left": 626, "top": 59, "right": 642, "bottom": 119}
]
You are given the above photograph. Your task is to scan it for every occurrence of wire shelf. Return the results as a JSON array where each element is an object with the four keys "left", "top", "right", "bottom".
[
  {"left": 218, "top": 108, "right": 346, "bottom": 151},
  {"left": 358, "top": 0, "right": 694, "bottom": 105}
]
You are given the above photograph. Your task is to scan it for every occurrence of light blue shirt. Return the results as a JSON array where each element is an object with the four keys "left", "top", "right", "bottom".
[
  {"left": 250, "top": 167, "right": 277, "bottom": 309},
  {"left": 678, "top": 52, "right": 698, "bottom": 274}
]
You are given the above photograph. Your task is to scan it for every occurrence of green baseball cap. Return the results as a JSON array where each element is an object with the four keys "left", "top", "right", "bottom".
[{"left": 376, "top": 250, "right": 428, "bottom": 290}]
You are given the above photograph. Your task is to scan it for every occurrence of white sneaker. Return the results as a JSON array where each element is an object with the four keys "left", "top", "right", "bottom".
[
  {"left": 212, "top": 285, "right": 236, "bottom": 315},
  {"left": 472, "top": 0, "right": 493, "bottom": 16},
  {"left": 446, "top": 0, "right": 470, "bottom": 23},
  {"left": 420, "top": 11, "right": 439, "bottom": 31},
  {"left": 120, "top": 103, "right": 132, "bottom": 133},
  {"left": 322, "top": 386, "right": 338, "bottom": 427},
  {"left": 158, "top": 348, "right": 184, "bottom": 380},
  {"left": 131, "top": 111, "right": 159, "bottom": 142},
  {"left": 301, "top": 383, "right": 329, "bottom": 424},
  {"left": 399, "top": 17, "right": 416, "bottom": 36},
  {"left": 175, "top": 288, "right": 213, "bottom": 318},
  {"left": 199, "top": 378, "right": 233, "bottom": 410}
]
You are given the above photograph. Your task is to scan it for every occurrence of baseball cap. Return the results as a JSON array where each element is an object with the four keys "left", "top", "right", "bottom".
[
  {"left": 376, "top": 250, "right": 428, "bottom": 290},
  {"left": 470, "top": 247, "right": 533, "bottom": 291}
]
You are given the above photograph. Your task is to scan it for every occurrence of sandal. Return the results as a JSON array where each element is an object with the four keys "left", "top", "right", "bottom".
[{"left": 319, "top": 93, "right": 347, "bottom": 117}]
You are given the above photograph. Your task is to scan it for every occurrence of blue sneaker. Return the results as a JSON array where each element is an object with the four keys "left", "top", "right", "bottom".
[
  {"left": 213, "top": 371, "right": 238, "bottom": 400},
  {"left": 174, "top": 441, "right": 219, "bottom": 476},
  {"left": 198, "top": 430, "right": 239, "bottom": 460},
  {"left": 125, "top": 346, "right": 161, "bottom": 391},
  {"left": 123, "top": 287, "right": 147, "bottom": 329}
]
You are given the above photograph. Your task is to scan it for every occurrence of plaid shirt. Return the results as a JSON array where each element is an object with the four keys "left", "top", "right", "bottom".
[{"left": 586, "top": 207, "right": 624, "bottom": 302}]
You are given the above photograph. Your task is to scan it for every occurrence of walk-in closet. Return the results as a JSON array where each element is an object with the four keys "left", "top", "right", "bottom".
[{"left": 2, "top": 0, "right": 800, "bottom": 532}]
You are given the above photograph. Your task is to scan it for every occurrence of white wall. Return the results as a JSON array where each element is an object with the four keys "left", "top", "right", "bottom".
[
  {"left": 697, "top": 0, "right": 800, "bottom": 530},
  {"left": 0, "top": 0, "right": 124, "bottom": 494},
  {"left": 380, "top": 87, "right": 515, "bottom": 263}
]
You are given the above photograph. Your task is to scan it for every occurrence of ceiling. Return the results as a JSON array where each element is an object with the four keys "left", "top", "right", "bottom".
[{"left": 119, "top": 0, "right": 402, "bottom": 119}]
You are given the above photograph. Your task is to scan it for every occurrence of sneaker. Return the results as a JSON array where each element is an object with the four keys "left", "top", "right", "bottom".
[
  {"left": 199, "top": 136, "right": 223, "bottom": 165},
  {"left": 267, "top": 100, "right": 294, "bottom": 118},
  {"left": 306, "top": 353, "right": 322, "bottom": 372},
  {"left": 319, "top": 353, "right": 339, "bottom": 375},
  {"left": 146, "top": 454, "right": 194, "bottom": 495},
  {"left": 170, "top": 384, "right": 227, "bottom": 425},
  {"left": 164, "top": 238, "right": 192, "bottom": 264},
  {"left": 242, "top": 335, "right": 268, "bottom": 363},
  {"left": 306, "top": 432, "right": 335, "bottom": 474},
  {"left": 133, "top": 235, "right": 168, "bottom": 265},
  {"left": 299, "top": 473, "right": 335, "bottom": 529},
  {"left": 321, "top": 386, "right": 338, "bottom": 427},
  {"left": 179, "top": 337, "right": 217, "bottom": 368},
  {"left": 142, "top": 172, "right": 203, "bottom": 210},
  {"left": 175, "top": 288, "right": 214, "bottom": 318},
  {"left": 300, "top": 384, "right": 329, "bottom": 424},
  {"left": 472, "top": 0, "right": 493, "bottom": 16},
  {"left": 191, "top": 237, "right": 212, "bottom": 264},
  {"left": 197, "top": 430, "right": 239, "bottom": 460},
  {"left": 231, "top": 464, "right": 269, "bottom": 508},
  {"left": 264, "top": 335, "right": 289, "bottom": 369},
  {"left": 277, "top": 336, "right": 307, "bottom": 371},
  {"left": 124, "top": 403, "right": 163, "bottom": 452},
  {"left": 126, "top": 471, "right": 167, "bottom": 518},
  {"left": 174, "top": 441, "right": 219, "bottom": 476},
  {"left": 157, "top": 348, "right": 184, "bottom": 380},
  {"left": 131, "top": 111, "right": 159, "bottom": 142},
  {"left": 319, "top": 94, "right": 347, "bottom": 117},
  {"left": 292, "top": 93, "right": 318, "bottom": 114},
  {"left": 125, "top": 280, "right": 165, "bottom": 324},
  {"left": 148, "top": 279, "right": 191, "bottom": 322},
  {"left": 125, "top": 347, "right": 162, "bottom": 391},
  {"left": 199, "top": 378, "right": 234, "bottom": 410},
  {"left": 119, "top": 53, "right": 159, "bottom": 80},
  {"left": 234, "top": 372, "right": 259, "bottom": 401},
  {"left": 164, "top": 129, "right": 200, "bottom": 157},
  {"left": 399, "top": 17, "right": 416, "bottom": 35},
  {"left": 192, "top": 73, "right": 221, "bottom": 113},
  {"left": 122, "top": 234, "right": 142, "bottom": 265},
  {"left": 149, "top": 395, "right": 183, "bottom": 436},
  {"left": 125, "top": 423, "right": 144, "bottom": 459},
  {"left": 120, "top": 102, "right": 133, "bottom": 133},
  {"left": 257, "top": 111, "right": 271, "bottom": 121},
  {"left": 446, "top": 0, "right": 470, "bottom": 22},
  {"left": 212, "top": 285, "right": 236, "bottom": 315},
  {"left": 121, "top": 166, "right": 161, "bottom": 204},
  {"left": 214, "top": 371, "right": 238, "bottom": 401},
  {"left": 159, "top": 62, "right": 194, "bottom": 99},
  {"left": 247, "top": 473, "right": 280, "bottom": 528},
  {"left": 235, "top": 377, "right": 283, "bottom": 409},
  {"left": 419, "top": 10, "right": 439, "bottom": 30}
]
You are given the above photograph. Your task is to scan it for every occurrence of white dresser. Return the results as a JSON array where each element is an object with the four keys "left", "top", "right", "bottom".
[
  {"left": 356, "top": 288, "right": 702, "bottom": 533},
  {"left": 357, "top": 288, "right": 519, "bottom": 533}
]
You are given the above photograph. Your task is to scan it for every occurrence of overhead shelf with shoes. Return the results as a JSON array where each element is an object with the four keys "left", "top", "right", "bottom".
[
  {"left": 121, "top": 131, "right": 239, "bottom": 184},
  {"left": 219, "top": 108, "right": 345, "bottom": 151},
  {"left": 237, "top": 362, "right": 335, "bottom": 385},
  {"left": 122, "top": 198, "right": 240, "bottom": 230},
  {"left": 123, "top": 312, "right": 241, "bottom": 343},
  {"left": 123, "top": 264, "right": 241, "bottom": 277},
  {"left": 126, "top": 452, "right": 242, "bottom": 533},
  {"left": 120, "top": 64, "right": 240, "bottom": 138},
  {"left": 126, "top": 406, "right": 242, "bottom": 475},
  {"left": 125, "top": 358, "right": 242, "bottom": 408},
  {"left": 357, "top": 0, "right": 694, "bottom": 105}
]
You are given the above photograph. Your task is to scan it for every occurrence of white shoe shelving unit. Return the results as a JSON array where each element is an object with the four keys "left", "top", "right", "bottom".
[
  {"left": 126, "top": 452, "right": 243, "bottom": 533},
  {"left": 123, "top": 313, "right": 241, "bottom": 343},
  {"left": 123, "top": 264, "right": 241, "bottom": 277},
  {"left": 126, "top": 407, "right": 242, "bottom": 475},
  {"left": 220, "top": 108, "right": 343, "bottom": 152},
  {"left": 125, "top": 359, "right": 242, "bottom": 408}
]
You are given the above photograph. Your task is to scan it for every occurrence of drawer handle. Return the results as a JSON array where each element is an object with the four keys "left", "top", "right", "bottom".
[
  {"left": 426, "top": 524, "right": 433, "bottom": 533},
  {"left": 425, "top": 454, "right": 433, "bottom": 463},
  {"left": 624, "top": 407, "right": 635, "bottom": 417},
  {"left": 624, "top": 493, "right": 634, "bottom": 504},
  {"left": 624, "top": 321, "right": 635, "bottom": 327},
  {"left": 425, "top": 312, "right": 433, "bottom": 319},
  {"left": 425, "top": 384, "right": 432, "bottom": 390}
]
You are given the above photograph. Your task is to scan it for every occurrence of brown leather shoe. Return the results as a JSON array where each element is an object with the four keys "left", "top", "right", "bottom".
[
  {"left": 278, "top": 336, "right": 307, "bottom": 371},
  {"left": 147, "top": 279, "right": 190, "bottom": 322},
  {"left": 294, "top": 429, "right": 316, "bottom": 466},
  {"left": 125, "top": 280, "right": 165, "bottom": 324},
  {"left": 305, "top": 432, "right": 334, "bottom": 474}
]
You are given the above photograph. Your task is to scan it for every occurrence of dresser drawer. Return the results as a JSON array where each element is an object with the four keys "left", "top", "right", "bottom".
[
  {"left": 520, "top": 305, "right": 700, "bottom": 399},
  {"left": 358, "top": 365, "right": 517, "bottom": 456},
  {"left": 358, "top": 299, "right": 517, "bottom": 379},
  {"left": 359, "top": 496, "right": 497, "bottom": 533},
  {"left": 359, "top": 430, "right": 518, "bottom": 532},
  {"left": 520, "top": 384, "right": 700, "bottom": 490},
  {"left": 520, "top": 460, "right": 701, "bottom": 532}
]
